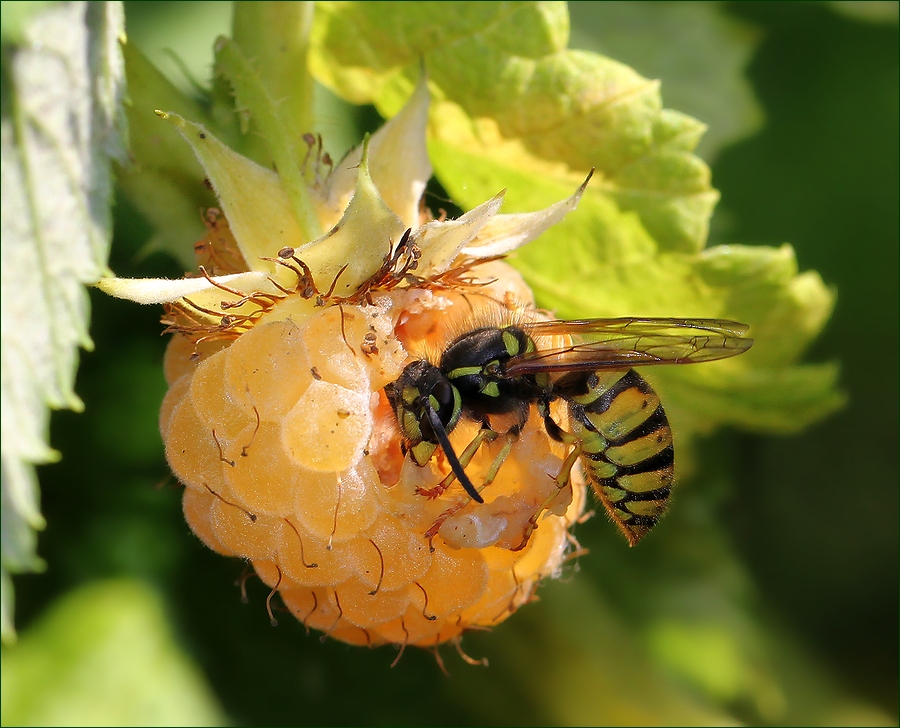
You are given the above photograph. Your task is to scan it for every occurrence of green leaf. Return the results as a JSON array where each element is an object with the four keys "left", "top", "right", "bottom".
[
  {"left": 214, "top": 34, "right": 323, "bottom": 243},
  {"left": 230, "top": 1, "right": 316, "bottom": 150},
  {"left": 567, "top": 2, "right": 764, "bottom": 160},
  {"left": 0, "top": 0, "right": 127, "bottom": 643},
  {"left": 828, "top": 1, "right": 899, "bottom": 24},
  {"left": 309, "top": 1, "right": 844, "bottom": 440},
  {"left": 311, "top": 0, "right": 716, "bottom": 253},
  {"left": 311, "top": 2, "right": 569, "bottom": 103},
  {"left": 1, "top": 580, "right": 227, "bottom": 726},
  {"left": 429, "top": 140, "right": 844, "bottom": 439},
  {"left": 121, "top": 3, "right": 323, "bottom": 263},
  {"left": 0, "top": 1, "right": 62, "bottom": 45},
  {"left": 116, "top": 41, "right": 219, "bottom": 269}
]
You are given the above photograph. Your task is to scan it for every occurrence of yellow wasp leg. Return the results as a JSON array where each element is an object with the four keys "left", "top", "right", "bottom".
[
  {"left": 422, "top": 429, "right": 520, "bottom": 548},
  {"left": 481, "top": 430, "right": 517, "bottom": 489},
  {"left": 416, "top": 428, "right": 498, "bottom": 499},
  {"left": 443, "top": 427, "right": 518, "bottom": 497},
  {"left": 513, "top": 439, "right": 583, "bottom": 551}
]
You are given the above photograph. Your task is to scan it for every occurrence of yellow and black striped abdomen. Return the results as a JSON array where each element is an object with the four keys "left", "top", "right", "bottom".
[{"left": 567, "top": 369, "right": 674, "bottom": 546}]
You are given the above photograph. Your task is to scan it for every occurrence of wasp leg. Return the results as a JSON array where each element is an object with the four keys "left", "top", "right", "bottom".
[
  {"left": 421, "top": 404, "right": 484, "bottom": 503},
  {"left": 477, "top": 399, "right": 530, "bottom": 489},
  {"left": 437, "top": 417, "right": 524, "bottom": 495},
  {"left": 422, "top": 401, "right": 531, "bottom": 548},
  {"left": 481, "top": 427, "right": 519, "bottom": 489},
  {"left": 419, "top": 395, "right": 530, "bottom": 499},
  {"left": 416, "top": 427, "right": 499, "bottom": 499},
  {"left": 538, "top": 398, "right": 579, "bottom": 446},
  {"left": 513, "top": 406, "right": 583, "bottom": 552},
  {"left": 422, "top": 427, "right": 523, "bottom": 549}
]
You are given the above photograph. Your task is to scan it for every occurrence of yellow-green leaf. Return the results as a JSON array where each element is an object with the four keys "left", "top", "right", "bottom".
[
  {"left": 1, "top": 580, "right": 226, "bottom": 726},
  {"left": 311, "top": 1, "right": 716, "bottom": 252},
  {"left": 117, "top": 41, "right": 220, "bottom": 270}
]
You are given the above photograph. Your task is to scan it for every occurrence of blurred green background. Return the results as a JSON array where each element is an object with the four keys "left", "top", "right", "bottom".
[{"left": 5, "top": 2, "right": 897, "bottom": 725}]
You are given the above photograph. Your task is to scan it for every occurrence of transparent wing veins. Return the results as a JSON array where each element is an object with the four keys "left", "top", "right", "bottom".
[{"left": 504, "top": 317, "right": 753, "bottom": 376}]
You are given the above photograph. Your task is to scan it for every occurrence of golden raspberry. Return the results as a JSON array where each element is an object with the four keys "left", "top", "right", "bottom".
[
  {"left": 100, "top": 76, "right": 596, "bottom": 651},
  {"left": 162, "top": 263, "right": 585, "bottom": 648}
]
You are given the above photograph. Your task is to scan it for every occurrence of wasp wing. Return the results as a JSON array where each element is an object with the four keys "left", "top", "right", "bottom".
[{"left": 504, "top": 317, "right": 753, "bottom": 376}]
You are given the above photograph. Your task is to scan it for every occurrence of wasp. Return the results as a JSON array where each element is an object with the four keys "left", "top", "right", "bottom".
[{"left": 385, "top": 316, "right": 753, "bottom": 546}]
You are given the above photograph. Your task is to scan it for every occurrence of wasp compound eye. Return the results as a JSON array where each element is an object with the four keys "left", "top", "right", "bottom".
[{"left": 430, "top": 380, "right": 457, "bottom": 424}]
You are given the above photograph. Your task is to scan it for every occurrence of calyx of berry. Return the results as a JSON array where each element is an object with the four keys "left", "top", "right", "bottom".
[{"left": 98, "top": 72, "right": 588, "bottom": 315}]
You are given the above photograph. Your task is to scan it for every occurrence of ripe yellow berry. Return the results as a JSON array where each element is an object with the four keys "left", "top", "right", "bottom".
[
  {"left": 95, "top": 79, "right": 602, "bottom": 653},
  {"left": 162, "top": 262, "right": 585, "bottom": 649}
]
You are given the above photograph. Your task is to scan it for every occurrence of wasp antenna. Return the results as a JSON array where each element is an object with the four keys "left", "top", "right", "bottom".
[{"left": 423, "top": 403, "right": 485, "bottom": 504}]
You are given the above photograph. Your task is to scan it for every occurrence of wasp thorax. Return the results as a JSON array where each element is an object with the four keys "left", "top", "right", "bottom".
[{"left": 440, "top": 326, "right": 538, "bottom": 416}]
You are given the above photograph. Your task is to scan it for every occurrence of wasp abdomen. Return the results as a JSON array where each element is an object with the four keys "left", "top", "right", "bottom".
[{"left": 569, "top": 370, "right": 674, "bottom": 546}]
